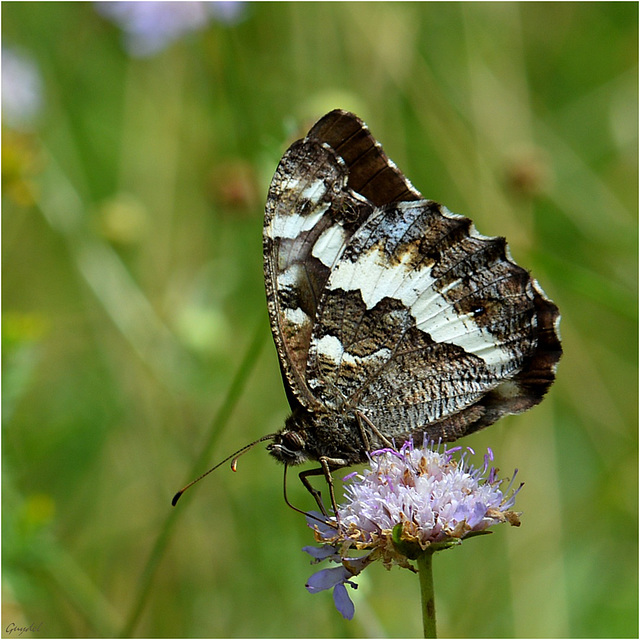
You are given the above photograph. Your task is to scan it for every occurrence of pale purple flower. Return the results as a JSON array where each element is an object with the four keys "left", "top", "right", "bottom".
[
  {"left": 304, "top": 439, "right": 522, "bottom": 619},
  {"left": 1, "top": 48, "right": 43, "bottom": 129},
  {"left": 208, "top": 1, "right": 247, "bottom": 24},
  {"left": 95, "top": 1, "right": 247, "bottom": 57}
]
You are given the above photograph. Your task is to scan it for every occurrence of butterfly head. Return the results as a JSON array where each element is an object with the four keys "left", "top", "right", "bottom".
[{"left": 267, "top": 428, "right": 309, "bottom": 466}]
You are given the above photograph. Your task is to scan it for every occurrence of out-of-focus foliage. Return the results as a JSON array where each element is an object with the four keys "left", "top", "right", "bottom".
[{"left": 3, "top": 2, "right": 637, "bottom": 637}]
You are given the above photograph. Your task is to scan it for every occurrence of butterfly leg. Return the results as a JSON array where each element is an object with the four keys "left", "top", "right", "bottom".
[
  {"left": 282, "top": 465, "right": 340, "bottom": 529},
  {"left": 355, "top": 410, "right": 394, "bottom": 450},
  {"left": 283, "top": 464, "right": 316, "bottom": 517},
  {"left": 299, "top": 457, "right": 344, "bottom": 520},
  {"left": 299, "top": 467, "right": 329, "bottom": 516}
]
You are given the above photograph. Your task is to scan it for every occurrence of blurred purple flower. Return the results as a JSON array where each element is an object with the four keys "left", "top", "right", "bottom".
[
  {"left": 208, "top": 1, "right": 246, "bottom": 25},
  {"left": 303, "top": 439, "right": 522, "bottom": 619},
  {"left": 95, "top": 1, "right": 247, "bottom": 57},
  {"left": 2, "top": 48, "right": 43, "bottom": 129}
]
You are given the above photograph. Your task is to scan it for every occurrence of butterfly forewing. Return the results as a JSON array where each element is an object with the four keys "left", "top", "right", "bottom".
[
  {"left": 308, "top": 110, "right": 422, "bottom": 206},
  {"left": 264, "top": 134, "right": 374, "bottom": 409}
]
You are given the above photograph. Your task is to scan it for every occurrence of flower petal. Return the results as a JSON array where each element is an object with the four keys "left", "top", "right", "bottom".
[
  {"left": 305, "top": 567, "right": 350, "bottom": 593},
  {"left": 333, "top": 583, "right": 355, "bottom": 620},
  {"left": 303, "top": 544, "right": 339, "bottom": 561},
  {"left": 305, "top": 511, "right": 337, "bottom": 539}
]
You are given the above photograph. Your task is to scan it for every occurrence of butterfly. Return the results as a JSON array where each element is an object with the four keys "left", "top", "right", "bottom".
[
  {"left": 173, "top": 110, "right": 561, "bottom": 513},
  {"left": 262, "top": 110, "right": 561, "bottom": 512}
]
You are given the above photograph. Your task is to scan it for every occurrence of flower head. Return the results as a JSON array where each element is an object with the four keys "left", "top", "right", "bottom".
[
  {"left": 95, "top": 1, "right": 247, "bottom": 57},
  {"left": 304, "top": 439, "right": 522, "bottom": 619}
]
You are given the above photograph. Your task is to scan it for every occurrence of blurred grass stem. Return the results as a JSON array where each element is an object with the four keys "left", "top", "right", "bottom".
[{"left": 119, "top": 321, "right": 267, "bottom": 637}]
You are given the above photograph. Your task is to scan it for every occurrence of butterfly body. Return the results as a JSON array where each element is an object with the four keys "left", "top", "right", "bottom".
[
  {"left": 268, "top": 408, "right": 363, "bottom": 467},
  {"left": 263, "top": 110, "right": 561, "bottom": 477}
]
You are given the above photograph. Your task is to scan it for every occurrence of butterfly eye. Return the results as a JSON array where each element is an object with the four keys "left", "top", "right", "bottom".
[
  {"left": 267, "top": 430, "right": 308, "bottom": 466},
  {"left": 281, "top": 431, "right": 305, "bottom": 453}
]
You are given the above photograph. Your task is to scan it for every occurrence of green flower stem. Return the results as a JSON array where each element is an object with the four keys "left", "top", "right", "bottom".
[{"left": 417, "top": 549, "right": 437, "bottom": 638}]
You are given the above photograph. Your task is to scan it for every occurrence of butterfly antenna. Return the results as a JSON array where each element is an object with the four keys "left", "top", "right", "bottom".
[{"left": 171, "top": 434, "right": 276, "bottom": 506}]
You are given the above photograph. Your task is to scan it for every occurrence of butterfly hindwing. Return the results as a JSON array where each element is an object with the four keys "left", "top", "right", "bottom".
[{"left": 306, "top": 197, "right": 541, "bottom": 434}]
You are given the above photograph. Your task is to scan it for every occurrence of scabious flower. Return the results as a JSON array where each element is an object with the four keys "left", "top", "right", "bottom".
[
  {"left": 304, "top": 439, "right": 522, "bottom": 620},
  {"left": 95, "top": 1, "right": 247, "bottom": 57}
]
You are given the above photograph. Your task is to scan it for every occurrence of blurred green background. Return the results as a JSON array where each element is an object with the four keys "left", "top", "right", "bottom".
[{"left": 2, "top": 2, "right": 637, "bottom": 638}]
